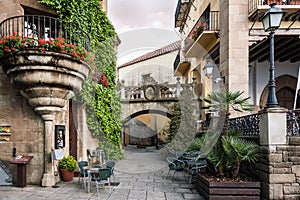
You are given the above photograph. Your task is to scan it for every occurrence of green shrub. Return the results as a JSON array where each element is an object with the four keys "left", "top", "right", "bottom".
[
  {"left": 187, "top": 137, "right": 205, "bottom": 152},
  {"left": 59, "top": 155, "right": 77, "bottom": 171}
]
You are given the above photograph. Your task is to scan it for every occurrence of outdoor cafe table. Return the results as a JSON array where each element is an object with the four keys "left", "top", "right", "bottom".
[{"left": 83, "top": 164, "right": 106, "bottom": 193}]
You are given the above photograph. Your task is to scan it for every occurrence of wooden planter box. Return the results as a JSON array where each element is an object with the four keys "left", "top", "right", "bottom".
[{"left": 195, "top": 173, "right": 260, "bottom": 200}]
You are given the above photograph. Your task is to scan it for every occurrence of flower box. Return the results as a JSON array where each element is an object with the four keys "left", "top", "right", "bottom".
[{"left": 195, "top": 173, "right": 261, "bottom": 200}]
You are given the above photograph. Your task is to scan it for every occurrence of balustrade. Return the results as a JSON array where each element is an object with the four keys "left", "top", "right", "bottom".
[
  {"left": 118, "top": 82, "right": 196, "bottom": 101},
  {"left": 229, "top": 114, "right": 260, "bottom": 136},
  {"left": 249, "top": 0, "right": 300, "bottom": 14},
  {"left": 286, "top": 110, "right": 300, "bottom": 136}
]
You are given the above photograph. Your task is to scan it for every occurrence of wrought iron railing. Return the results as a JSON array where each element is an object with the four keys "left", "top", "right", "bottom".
[
  {"left": 173, "top": 49, "right": 191, "bottom": 72},
  {"left": 175, "top": 0, "right": 192, "bottom": 28},
  {"left": 183, "top": 11, "right": 219, "bottom": 54},
  {"left": 0, "top": 15, "right": 90, "bottom": 51},
  {"left": 286, "top": 110, "right": 300, "bottom": 136},
  {"left": 174, "top": 53, "right": 180, "bottom": 72},
  {"left": 249, "top": 0, "right": 300, "bottom": 13},
  {"left": 229, "top": 113, "right": 260, "bottom": 136}
]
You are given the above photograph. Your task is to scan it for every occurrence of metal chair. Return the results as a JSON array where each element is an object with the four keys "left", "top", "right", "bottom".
[
  {"left": 87, "top": 149, "right": 97, "bottom": 164},
  {"left": 166, "top": 157, "right": 185, "bottom": 179},
  {"left": 105, "top": 161, "right": 116, "bottom": 183},
  {"left": 77, "top": 161, "right": 88, "bottom": 188},
  {"left": 90, "top": 168, "right": 111, "bottom": 196},
  {"left": 184, "top": 158, "right": 207, "bottom": 183}
]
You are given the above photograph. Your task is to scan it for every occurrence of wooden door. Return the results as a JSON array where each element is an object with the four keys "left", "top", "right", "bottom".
[{"left": 69, "top": 100, "right": 78, "bottom": 159}]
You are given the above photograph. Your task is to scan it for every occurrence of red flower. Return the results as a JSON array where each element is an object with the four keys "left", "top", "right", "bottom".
[
  {"left": 99, "top": 73, "right": 109, "bottom": 88},
  {"left": 39, "top": 38, "right": 46, "bottom": 45},
  {"left": 0, "top": 34, "right": 90, "bottom": 61}
]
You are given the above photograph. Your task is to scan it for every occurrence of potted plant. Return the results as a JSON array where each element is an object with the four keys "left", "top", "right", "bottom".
[
  {"left": 59, "top": 155, "right": 78, "bottom": 182},
  {"left": 195, "top": 90, "right": 260, "bottom": 199}
]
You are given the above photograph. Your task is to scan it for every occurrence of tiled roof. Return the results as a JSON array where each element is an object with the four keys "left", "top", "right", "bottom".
[{"left": 117, "top": 40, "right": 181, "bottom": 69}]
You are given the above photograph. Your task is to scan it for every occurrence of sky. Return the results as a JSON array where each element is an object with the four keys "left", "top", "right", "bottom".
[
  {"left": 107, "top": 0, "right": 178, "bottom": 34},
  {"left": 107, "top": 0, "right": 181, "bottom": 66}
]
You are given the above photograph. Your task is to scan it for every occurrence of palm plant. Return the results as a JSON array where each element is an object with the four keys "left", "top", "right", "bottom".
[
  {"left": 207, "top": 129, "right": 259, "bottom": 178},
  {"left": 201, "top": 89, "right": 253, "bottom": 135},
  {"left": 200, "top": 90, "right": 258, "bottom": 178}
]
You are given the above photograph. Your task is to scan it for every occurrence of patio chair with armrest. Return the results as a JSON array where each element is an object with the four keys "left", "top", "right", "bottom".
[
  {"left": 90, "top": 168, "right": 111, "bottom": 196},
  {"left": 77, "top": 161, "right": 89, "bottom": 188},
  {"left": 105, "top": 161, "right": 116, "bottom": 183},
  {"left": 87, "top": 149, "right": 97, "bottom": 164},
  {"left": 166, "top": 157, "right": 185, "bottom": 179},
  {"left": 184, "top": 157, "right": 207, "bottom": 183}
]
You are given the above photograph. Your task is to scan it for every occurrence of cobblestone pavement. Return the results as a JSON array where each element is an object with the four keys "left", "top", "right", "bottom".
[{"left": 0, "top": 146, "right": 205, "bottom": 200}]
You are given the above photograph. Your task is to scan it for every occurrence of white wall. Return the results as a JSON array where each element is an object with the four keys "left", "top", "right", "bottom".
[
  {"left": 118, "top": 51, "right": 179, "bottom": 86},
  {"left": 251, "top": 61, "right": 300, "bottom": 106}
]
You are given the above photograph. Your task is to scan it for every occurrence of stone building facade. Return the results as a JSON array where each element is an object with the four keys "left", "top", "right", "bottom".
[
  {"left": 175, "top": 1, "right": 300, "bottom": 199},
  {"left": 0, "top": 0, "right": 99, "bottom": 186}
]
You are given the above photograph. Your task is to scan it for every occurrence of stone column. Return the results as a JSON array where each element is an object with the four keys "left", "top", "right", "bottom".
[
  {"left": 121, "top": 80, "right": 126, "bottom": 99},
  {"left": 259, "top": 108, "right": 289, "bottom": 200},
  {"left": 40, "top": 108, "right": 60, "bottom": 187},
  {"left": 219, "top": 1, "right": 249, "bottom": 95},
  {"left": 259, "top": 108, "right": 287, "bottom": 146},
  {"left": 41, "top": 120, "right": 55, "bottom": 187}
]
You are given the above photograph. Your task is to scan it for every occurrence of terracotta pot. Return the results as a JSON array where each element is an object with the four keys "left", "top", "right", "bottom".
[{"left": 60, "top": 169, "right": 74, "bottom": 182}]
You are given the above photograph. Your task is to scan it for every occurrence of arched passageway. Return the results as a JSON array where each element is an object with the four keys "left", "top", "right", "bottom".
[{"left": 122, "top": 110, "right": 172, "bottom": 148}]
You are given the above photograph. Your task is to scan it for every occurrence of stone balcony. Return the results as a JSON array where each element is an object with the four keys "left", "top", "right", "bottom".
[
  {"left": 0, "top": 15, "right": 91, "bottom": 121},
  {"left": 0, "top": 50, "right": 90, "bottom": 121}
]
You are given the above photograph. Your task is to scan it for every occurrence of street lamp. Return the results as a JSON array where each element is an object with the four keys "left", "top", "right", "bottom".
[
  {"left": 261, "top": 3, "right": 285, "bottom": 108},
  {"left": 203, "top": 60, "right": 214, "bottom": 78}
]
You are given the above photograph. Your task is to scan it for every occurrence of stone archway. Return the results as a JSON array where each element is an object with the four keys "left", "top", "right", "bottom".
[
  {"left": 260, "top": 75, "right": 298, "bottom": 109},
  {"left": 122, "top": 109, "right": 172, "bottom": 147}
]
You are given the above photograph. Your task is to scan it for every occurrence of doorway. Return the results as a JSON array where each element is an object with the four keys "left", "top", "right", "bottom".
[{"left": 69, "top": 100, "right": 78, "bottom": 159}]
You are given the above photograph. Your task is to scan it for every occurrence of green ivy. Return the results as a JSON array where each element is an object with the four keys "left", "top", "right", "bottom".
[{"left": 38, "top": 0, "right": 123, "bottom": 159}]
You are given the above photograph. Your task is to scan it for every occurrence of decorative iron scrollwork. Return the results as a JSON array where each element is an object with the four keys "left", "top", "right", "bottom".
[
  {"left": 287, "top": 110, "right": 300, "bottom": 136},
  {"left": 229, "top": 114, "right": 260, "bottom": 136}
]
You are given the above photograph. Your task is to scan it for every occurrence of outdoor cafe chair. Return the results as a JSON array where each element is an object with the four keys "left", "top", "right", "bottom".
[
  {"left": 87, "top": 149, "right": 97, "bottom": 164},
  {"left": 184, "top": 158, "right": 207, "bottom": 183},
  {"left": 77, "top": 161, "right": 89, "bottom": 188},
  {"left": 166, "top": 157, "right": 185, "bottom": 179},
  {"left": 90, "top": 168, "right": 111, "bottom": 196},
  {"left": 105, "top": 161, "right": 116, "bottom": 183}
]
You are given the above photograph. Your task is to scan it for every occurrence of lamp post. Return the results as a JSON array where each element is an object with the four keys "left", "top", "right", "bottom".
[
  {"left": 262, "top": 3, "right": 285, "bottom": 109},
  {"left": 203, "top": 60, "right": 214, "bottom": 78}
]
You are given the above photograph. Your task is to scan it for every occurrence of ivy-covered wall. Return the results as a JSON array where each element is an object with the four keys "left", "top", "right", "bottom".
[{"left": 38, "top": 0, "right": 123, "bottom": 159}]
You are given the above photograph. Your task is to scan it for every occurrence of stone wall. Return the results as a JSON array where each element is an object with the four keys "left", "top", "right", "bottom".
[
  {"left": 258, "top": 137, "right": 300, "bottom": 200},
  {"left": 240, "top": 110, "right": 300, "bottom": 200}
]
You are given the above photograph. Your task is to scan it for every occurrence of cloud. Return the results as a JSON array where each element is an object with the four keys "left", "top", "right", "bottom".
[{"left": 108, "top": 0, "right": 178, "bottom": 33}]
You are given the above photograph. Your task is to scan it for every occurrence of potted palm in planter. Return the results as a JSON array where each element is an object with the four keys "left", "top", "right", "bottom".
[
  {"left": 195, "top": 90, "right": 261, "bottom": 200},
  {"left": 59, "top": 155, "right": 78, "bottom": 182}
]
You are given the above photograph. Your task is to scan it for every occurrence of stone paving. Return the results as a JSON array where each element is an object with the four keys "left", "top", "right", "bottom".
[{"left": 0, "top": 146, "right": 205, "bottom": 200}]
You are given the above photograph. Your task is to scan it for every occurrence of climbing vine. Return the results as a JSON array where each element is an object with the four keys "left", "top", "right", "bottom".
[{"left": 38, "top": 0, "right": 123, "bottom": 159}]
